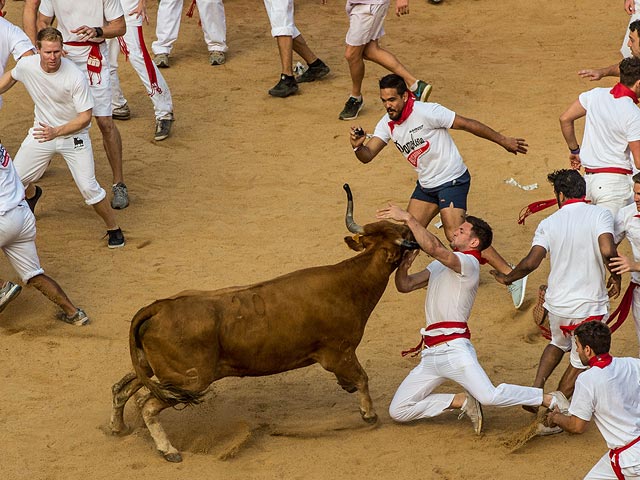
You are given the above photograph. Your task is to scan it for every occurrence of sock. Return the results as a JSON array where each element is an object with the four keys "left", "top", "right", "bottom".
[
  {"left": 409, "top": 80, "right": 419, "bottom": 92},
  {"left": 308, "top": 58, "right": 324, "bottom": 68}
]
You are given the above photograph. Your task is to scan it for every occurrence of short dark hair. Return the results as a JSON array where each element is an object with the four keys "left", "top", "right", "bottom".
[
  {"left": 630, "top": 19, "right": 640, "bottom": 34},
  {"left": 619, "top": 56, "right": 640, "bottom": 87},
  {"left": 547, "top": 169, "right": 586, "bottom": 199},
  {"left": 36, "top": 27, "right": 63, "bottom": 49},
  {"left": 379, "top": 74, "right": 408, "bottom": 96},
  {"left": 633, "top": 172, "right": 640, "bottom": 184},
  {"left": 574, "top": 321, "right": 611, "bottom": 355},
  {"left": 466, "top": 215, "right": 493, "bottom": 251}
]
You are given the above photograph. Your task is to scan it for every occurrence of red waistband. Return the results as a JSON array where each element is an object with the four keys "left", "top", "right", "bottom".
[
  {"left": 584, "top": 167, "right": 632, "bottom": 175},
  {"left": 609, "top": 434, "right": 640, "bottom": 480},
  {"left": 560, "top": 315, "right": 604, "bottom": 337},
  {"left": 64, "top": 40, "right": 105, "bottom": 46},
  {"left": 423, "top": 321, "right": 470, "bottom": 347}
]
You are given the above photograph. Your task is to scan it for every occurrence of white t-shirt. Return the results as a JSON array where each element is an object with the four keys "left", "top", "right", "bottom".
[
  {"left": 373, "top": 102, "right": 468, "bottom": 189},
  {"left": 578, "top": 87, "right": 640, "bottom": 170},
  {"left": 421, "top": 252, "right": 479, "bottom": 339},
  {"left": 569, "top": 357, "right": 640, "bottom": 466},
  {"left": 533, "top": 201, "right": 613, "bottom": 318},
  {"left": 614, "top": 202, "right": 640, "bottom": 284},
  {"left": 0, "top": 144, "right": 25, "bottom": 215},
  {"left": 39, "top": 0, "right": 124, "bottom": 60},
  {"left": 11, "top": 56, "right": 94, "bottom": 134},
  {"left": 0, "top": 17, "right": 35, "bottom": 110}
]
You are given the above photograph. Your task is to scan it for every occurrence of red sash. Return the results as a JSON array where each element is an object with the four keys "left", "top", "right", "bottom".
[
  {"left": 518, "top": 197, "right": 588, "bottom": 225},
  {"left": 584, "top": 167, "right": 633, "bottom": 175},
  {"left": 609, "top": 434, "right": 640, "bottom": 480},
  {"left": 401, "top": 321, "right": 470, "bottom": 357},
  {"left": 607, "top": 282, "right": 639, "bottom": 333},
  {"left": 64, "top": 41, "right": 104, "bottom": 85},
  {"left": 560, "top": 315, "right": 604, "bottom": 337}
]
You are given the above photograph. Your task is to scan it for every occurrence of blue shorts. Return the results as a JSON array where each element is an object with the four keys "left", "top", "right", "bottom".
[{"left": 410, "top": 170, "right": 471, "bottom": 210}]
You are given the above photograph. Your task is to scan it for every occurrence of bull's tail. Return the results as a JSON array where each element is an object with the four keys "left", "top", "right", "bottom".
[{"left": 129, "top": 301, "right": 206, "bottom": 407}]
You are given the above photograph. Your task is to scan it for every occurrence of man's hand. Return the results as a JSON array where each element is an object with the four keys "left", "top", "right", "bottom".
[
  {"left": 350, "top": 126, "right": 366, "bottom": 149},
  {"left": 376, "top": 203, "right": 411, "bottom": 223},
  {"left": 396, "top": 0, "right": 409, "bottom": 16},
  {"left": 626, "top": 0, "right": 636, "bottom": 15},
  {"left": 610, "top": 255, "right": 639, "bottom": 274},
  {"left": 70, "top": 25, "right": 102, "bottom": 42},
  {"left": 130, "top": 0, "right": 149, "bottom": 23},
  {"left": 490, "top": 270, "right": 511, "bottom": 285},
  {"left": 501, "top": 136, "right": 528, "bottom": 154},
  {"left": 577, "top": 68, "right": 605, "bottom": 81},
  {"left": 607, "top": 274, "right": 622, "bottom": 299},
  {"left": 399, "top": 249, "right": 419, "bottom": 269},
  {"left": 569, "top": 153, "right": 582, "bottom": 170},
  {"left": 32, "top": 122, "right": 59, "bottom": 142}
]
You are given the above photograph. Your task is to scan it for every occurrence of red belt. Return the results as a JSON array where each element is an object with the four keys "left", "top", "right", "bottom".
[
  {"left": 609, "top": 434, "right": 640, "bottom": 480},
  {"left": 401, "top": 322, "right": 470, "bottom": 357},
  {"left": 64, "top": 40, "right": 105, "bottom": 85},
  {"left": 559, "top": 315, "right": 604, "bottom": 337},
  {"left": 584, "top": 167, "right": 632, "bottom": 175}
]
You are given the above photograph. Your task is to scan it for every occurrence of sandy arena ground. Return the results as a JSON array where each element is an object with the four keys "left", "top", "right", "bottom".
[{"left": 1, "top": 0, "right": 639, "bottom": 478}]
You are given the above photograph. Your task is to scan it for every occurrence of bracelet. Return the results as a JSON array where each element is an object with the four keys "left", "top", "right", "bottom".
[
  {"left": 569, "top": 145, "right": 580, "bottom": 155},
  {"left": 94, "top": 27, "right": 103, "bottom": 38}
]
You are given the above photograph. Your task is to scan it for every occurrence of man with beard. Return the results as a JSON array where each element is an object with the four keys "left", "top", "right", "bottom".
[{"left": 349, "top": 73, "right": 529, "bottom": 309}]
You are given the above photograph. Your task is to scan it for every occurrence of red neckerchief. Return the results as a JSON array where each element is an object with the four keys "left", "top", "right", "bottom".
[
  {"left": 610, "top": 82, "right": 639, "bottom": 104},
  {"left": 456, "top": 249, "right": 488, "bottom": 265},
  {"left": 388, "top": 94, "right": 415, "bottom": 134},
  {"left": 588, "top": 353, "right": 613, "bottom": 369},
  {"left": 560, "top": 197, "right": 589, "bottom": 208}
]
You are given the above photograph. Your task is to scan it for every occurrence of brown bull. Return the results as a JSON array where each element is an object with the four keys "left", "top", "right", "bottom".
[{"left": 110, "top": 185, "right": 418, "bottom": 462}]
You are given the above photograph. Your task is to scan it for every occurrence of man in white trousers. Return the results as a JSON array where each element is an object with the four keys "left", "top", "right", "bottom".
[
  {"left": 152, "top": 0, "right": 227, "bottom": 68},
  {"left": 376, "top": 204, "right": 567, "bottom": 434},
  {"left": 108, "top": 0, "right": 175, "bottom": 141}
]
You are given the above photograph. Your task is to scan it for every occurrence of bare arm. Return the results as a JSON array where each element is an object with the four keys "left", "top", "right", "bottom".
[
  {"left": 70, "top": 15, "right": 126, "bottom": 41},
  {"left": 23, "top": 0, "right": 40, "bottom": 45},
  {"left": 599, "top": 232, "right": 621, "bottom": 299},
  {"left": 129, "top": 0, "right": 149, "bottom": 23},
  {"left": 559, "top": 99, "right": 587, "bottom": 169},
  {"left": 547, "top": 408, "right": 589, "bottom": 434},
  {"left": 32, "top": 109, "right": 92, "bottom": 142},
  {"left": 451, "top": 114, "right": 528, "bottom": 154},
  {"left": 491, "top": 245, "right": 546, "bottom": 285},
  {"left": 395, "top": 250, "right": 431, "bottom": 292},
  {"left": 376, "top": 204, "right": 461, "bottom": 273},
  {"left": 629, "top": 140, "right": 640, "bottom": 170},
  {"left": 37, "top": 11, "right": 54, "bottom": 33},
  {"left": 577, "top": 64, "right": 620, "bottom": 81},
  {"left": 0, "top": 70, "right": 17, "bottom": 95},
  {"left": 349, "top": 126, "right": 387, "bottom": 164}
]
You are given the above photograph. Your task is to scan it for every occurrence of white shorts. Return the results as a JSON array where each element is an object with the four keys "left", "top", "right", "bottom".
[
  {"left": 13, "top": 130, "right": 106, "bottom": 205},
  {"left": 585, "top": 172, "right": 634, "bottom": 218},
  {"left": 548, "top": 313, "right": 608, "bottom": 369},
  {"left": 68, "top": 52, "right": 113, "bottom": 117},
  {"left": 631, "top": 287, "right": 640, "bottom": 356},
  {"left": 345, "top": 3, "right": 388, "bottom": 47},
  {"left": 263, "top": 0, "right": 300, "bottom": 38},
  {"left": 0, "top": 202, "right": 44, "bottom": 283}
]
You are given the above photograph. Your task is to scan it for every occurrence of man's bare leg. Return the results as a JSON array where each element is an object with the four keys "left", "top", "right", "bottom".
[
  {"left": 345, "top": 44, "right": 366, "bottom": 98},
  {"left": 27, "top": 274, "right": 77, "bottom": 317},
  {"left": 95, "top": 116, "right": 124, "bottom": 185},
  {"left": 292, "top": 34, "right": 318, "bottom": 66},
  {"left": 276, "top": 35, "right": 294, "bottom": 76}
]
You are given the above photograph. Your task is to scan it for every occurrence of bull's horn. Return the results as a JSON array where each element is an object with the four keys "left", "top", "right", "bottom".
[
  {"left": 343, "top": 184, "right": 365, "bottom": 234},
  {"left": 398, "top": 239, "right": 421, "bottom": 250}
]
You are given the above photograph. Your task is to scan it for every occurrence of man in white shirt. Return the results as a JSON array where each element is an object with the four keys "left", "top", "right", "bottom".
[
  {"left": 548, "top": 321, "right": 640, "bottom": 479},
  {"left": 493, "top": 170, "right": 620, "bottom": 405},
  {"left": 610, "top": 172, "right": 640, "bottom": 356},
  {"left": 33, "top": 0, "right": 131, "bottom": 210},
  {"left": 376, "top": 204, "right": 568, "bottom": 434},
  {"left": 350, "top": 73, "right": 530, "bottom": 309},
  {"left": 561, "top": 56, "right": 640, "bottom": 217},
  {"left": 0, "top": 142, "right": 89, "bottom": 326},
  {"left": 0, "top": 27, "right": 126, "bottom": 248}
]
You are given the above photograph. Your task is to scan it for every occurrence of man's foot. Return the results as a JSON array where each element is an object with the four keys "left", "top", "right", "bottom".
[
  {"left": 154, "top": 118, "right": 173, "bottom": 141},
  {"left": 112, "top": 102, "right": 131, "bottom": 120},
  {"left": 107, "top": 227, "right": 125, "bottom": 249},
  {"left": 0, "top": 281, "right": 21, "bottom": 314},
  {"left": 459, "top": 391, "right": 483, "bottom": 435},
  {"left": 111, "top": 183, "right": 129, "bottom": 210},
  {"left": 414, "top": 80, "right": 433, "bottom": 102},
  {"left": 153, "top": 53, "right": 170, "bottom": 68},
  {"left": 209, "top": 51, "right": 226, "bottom": 65},
  {"left": 57, "top": 308, "right": 89, "bottom": 326},
  {"left": 296, "top": 60, "right": 330, "bottom": 83},
  {"left": 339, "top": 97, "right": 364, "bottom": 120},
  {"left": 535, "top": 423, "right": 563, "bottom": 436},
  {"left": 268, "top": 74, "right": 298, "bottom": 98},
  {"left": 26, "top": 185, "right": 42, "bottom": 213},
  {"left": 508, "top": 272, "right": 528, "bottom": 309}
]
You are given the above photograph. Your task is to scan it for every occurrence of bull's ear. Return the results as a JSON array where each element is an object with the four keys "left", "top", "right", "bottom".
[{"left": 344, "top": 235, "right": 365, "bottom": 251}]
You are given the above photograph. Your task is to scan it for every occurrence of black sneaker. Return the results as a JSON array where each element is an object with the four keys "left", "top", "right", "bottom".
[
  {"left": 26, "top": 185, "right": 42, "bottom": 213},
  {"left": 268, "top": 74, "right": 298, "bottom": 98},
  {"left": 339, "top": 97, "right": 364, "bottom": 120},
  {"left": 154, "top": 118, "right": 173, "bottom": 141},
  {"left": 296, "top": 61, "right": 330, "bottom": 83},
  {"left": 107, "top": 228, "right": 125, "bottom": 249}
]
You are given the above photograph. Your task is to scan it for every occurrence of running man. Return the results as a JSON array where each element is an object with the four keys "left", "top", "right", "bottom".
[{"left": 351, "top": 73, "right": 529, "bottom": 308}]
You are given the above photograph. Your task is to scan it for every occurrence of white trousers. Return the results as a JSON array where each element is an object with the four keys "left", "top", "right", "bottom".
[
  {"left": 0, "top": 202, "right": 44, "bottom": 283},
  {"left": 13, "top": 130, "right": 106, "bottom": 205},
  {"left": 585, "top": 172, "right": 634, "bottom": 218},
  {"left": 388, "top": 339, "right": 542, "bottom": 422},
  {"left": 631, "top": 287, "right": 640, "bottom": 357},
  {"left": 108, "top": 26, "right": 174, "bottom": 120},
  {"left": 584, "top": 450, "right": 640, "bottom": 479},
  {"left": 152, "top": 0, "right": 227, "bottom": 55},
  {"left": 263, "top": 0, "right": 300, "bottom": 38}
]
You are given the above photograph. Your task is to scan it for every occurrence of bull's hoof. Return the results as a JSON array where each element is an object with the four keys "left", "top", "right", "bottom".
[
  {"left": 341, "top": 385, "right": 357, "bottom": 394},
  {"left": 361, "top": 412, "right": 378, "bottom": 424},
  {"left": 110, "top": 425, "right": 131, "bottom": 436},
  {"left": 163, "top": 452, "right": 183, "bottom": 463}
]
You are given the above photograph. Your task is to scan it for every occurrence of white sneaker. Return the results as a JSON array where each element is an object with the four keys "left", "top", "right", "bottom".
[
  {"left": 0, "top": 281, "right": 21, "bottom": 313},
  {"left": 459, "top": 391, "right": 483, "bottom": 435},
  {"left": 548, "top": 391, "right": 570, "bottom": 414},
  {"left": 508, "top": 272, "right": 528, "bottom": 309},
  {"left": 535, "top": 423, "right": 563, "bottom": 436}
]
